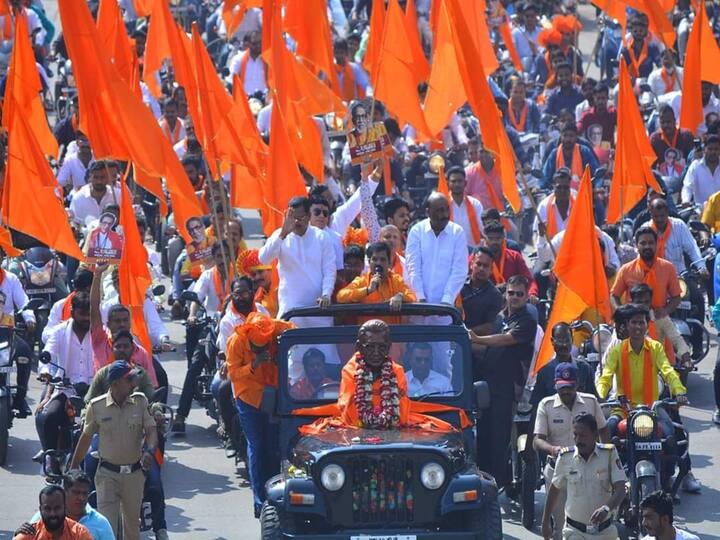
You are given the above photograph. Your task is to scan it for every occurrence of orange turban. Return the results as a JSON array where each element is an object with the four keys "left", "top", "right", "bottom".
[
  {"left": 552, "top": 14, "right": 582, "bottom": 35},
  {"left": 237, "top": 248, "right": 271, "bottom": 276},
  {"left": 343, "top": 226, "right": 369, "bottom": 248},
  {"left": 538, "top": 27, "right": 563, "bottom": 48},
  {"left": 242, "top": 312, "right": 277, "bottom": 347}
]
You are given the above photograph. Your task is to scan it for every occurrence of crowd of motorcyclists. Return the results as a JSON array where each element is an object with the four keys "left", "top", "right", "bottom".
[{"left": 0, "top": 0, "right": 719, "bottom": 539}]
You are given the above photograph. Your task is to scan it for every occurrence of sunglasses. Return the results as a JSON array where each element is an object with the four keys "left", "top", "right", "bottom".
[
  {"left": 506, "top": 290, "right": 525, "bottom": 297},
  {"left": 312, "top": 208, "right": 329, "bottom": 217}
]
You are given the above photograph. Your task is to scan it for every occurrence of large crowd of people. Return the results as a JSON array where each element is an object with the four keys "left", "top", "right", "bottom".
[{"left": 1, "top": 0, "right": 719, "bottom": 539}]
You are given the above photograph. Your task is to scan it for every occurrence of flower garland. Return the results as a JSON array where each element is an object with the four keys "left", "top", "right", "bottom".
[{"left": 353, "top": 353, "right": 401, "bottom": 429}]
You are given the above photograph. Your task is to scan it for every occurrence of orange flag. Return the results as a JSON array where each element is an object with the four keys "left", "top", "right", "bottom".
[
  {"left": 374, "top": 0, "right": 433, "bottom": 141},
  {"left": 0, "top": 226, "right": 21, "bottom": 258},
  {"left": 404, "top": 0, "right": 430, "bottom": 84},
  {"left": 231, "top": 75, "right": 267, "bottom": 177},
  {"left": 58, "top": 0, "right": 202, "bottom": 241},
  {"left": 118, "top": 177, "right": 153, "bottom": 357},
  {"left": 436, "top": 165, "right": 449, "bottom": 195},
  {"left": 133, "top": 0, "right": 154, "bottom": 17},
  {"left": 96, "top": 0, "right": 135, "bottom": 85},
  {"left": 456, "top": 0, "right": 500, "bottom": 76},
  {"left": 1, "top": 12, "right": 57, "bottom": 158},
  {"left": 284, "top": 0, "right": 339, "bottom": 92},
  {"left": 607, "top": 59, "right": 663, "bottom": 223},
  {"left": 444, "top": 0, "right": 521, "bottom": 211},
  {"left": 262, "top": 100, "right": 307, "bottom": 235},
  {"left": 142, "top": 0, "right": 179, "bottom": 97},
  {"left": 363, "top": 0, "right": 386, "bottom": 82},
  {"left": 498, "top": 5, "right": 523, "bottom": 72},
  {"left": 592, "top": 0, "right": 627, "bottom": 34},
  {"left": 2, "top": 108, "right": 82, "bottom": 259},
  {"left": 679, "top": 1, "right": 720, "bottom": 133},
  {"left": 423, "top": 4, "right": 467, "bottom": 138},
  {"left": 231, "top": 164, "right": 265, "bottom": 210},
  {"left": 534, "top": 168, "right": 611, "bottom": 374}
]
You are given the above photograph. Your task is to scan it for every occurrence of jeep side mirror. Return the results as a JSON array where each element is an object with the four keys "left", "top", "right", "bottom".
[{"left": 474, "top": 381, "right": 490, "bottom": 410}]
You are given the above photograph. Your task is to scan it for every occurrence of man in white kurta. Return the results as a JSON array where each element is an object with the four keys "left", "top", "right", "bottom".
[
  {"left": 446, "top": 165, "right": 484, "bottom": 249},
  {"left": 259, "top": 197, "right": 338, "bottom": 381}
]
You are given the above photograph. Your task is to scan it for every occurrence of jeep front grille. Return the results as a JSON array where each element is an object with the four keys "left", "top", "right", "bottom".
[{"left": 351, "top": 456, "right": 415, "bottom": 524}]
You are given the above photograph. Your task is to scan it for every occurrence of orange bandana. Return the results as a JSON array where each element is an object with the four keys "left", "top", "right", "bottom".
[
  {"left": 450, "top": 196, "right": 482, "bottom": 245},
  {"left": 555, "top": 143, "right": 583, "bottom": 185},
  {"left": 545, "top": 193, "right": 574, "bottom": 239},
  {"left": 62, "top": 291, "right": 76, "bottom": 321},
  {"left": 620, "top": 338, "right": 655, "bottom": 406},
  {"left": 508, "top": 102, "right": 528, "bottom": 132},
  {"left": 626, "top": 38, "right": 648, "bottom": 79},
  {"left": 491, "top": 240, "right": 506, "bottom": 284},
  {"left": 660, "top": 68, "right": 677, "bottom": 94},
  {"left": 651, "top": 220, "right": 672, "bottom": 260}
]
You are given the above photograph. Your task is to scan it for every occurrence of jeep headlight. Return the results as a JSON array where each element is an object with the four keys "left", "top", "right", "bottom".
[
  {"left": 632, "top": 413, "right": 655, "bottom": 439},
  {"left": 320, "top": 464, "right": 345, "bottom": 491},
  {"left": 420, "top": 462, "right": 445, "bottom": 490}
]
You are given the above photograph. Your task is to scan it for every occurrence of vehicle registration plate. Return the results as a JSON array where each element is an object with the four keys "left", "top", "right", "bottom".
[
  {"left": 29, "top": 288, "right": 56, "bottom": 295},
  {"left": 351, "top": 536, "right": 417, "bottom": 540},
  {"left": 635, "top": 441, "right": 662, "bottom": 451},
  {"left": 0, "top": 366, "right": 13, "bottom": 373}
]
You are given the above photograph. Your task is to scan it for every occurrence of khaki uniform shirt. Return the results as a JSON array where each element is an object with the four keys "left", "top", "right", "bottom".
[
  {"left": 534, "top": 392, "right": 607, "bottom": 447},
  {"left": 83, "top": 391, "right": 154, "bottom": 465},
  {"left": 552, "top": 444, "right": 626, "bottom": 524}
]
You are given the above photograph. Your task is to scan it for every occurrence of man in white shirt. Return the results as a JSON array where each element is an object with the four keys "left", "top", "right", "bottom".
[
  {"left": 535, "top": 169, "right": 575, "bottom": 264},
  {"left": 43, "top": 270, "right": 94, "bottom": 343},
  {"left": 648, "top": 49, "right": 683, "bottom": 98},
  {"left": 446, "top": 166, "right": 484, "bottom": 249},
  {"left": 642, "top": 198, "right": 705, "bottom": 274},
  {"left": 405, "top": 342, "right": 453, "bottom": 398},
  {"left": 227, "top": 31, "right": 267, "bottom": 95},
  {"left": 69, "top": 160, "right": 121, "bottom": 227},
  {"left": 188, "top": 241, "right": 231, "bottom": 318},
  {"left": 682, "top": 134, "right": 720, "bottom": 209},
  {"left": 550, "top": 227, "right": 621, "bottom": 276},
  {"left": 57, "top": 136, "right": 94, "bottom": 192},
  {"left": 640, "top": 490, "right": 700, "bottom": 540},
  {"left": 35, "top": 292, "right": 93, "bottom": 453},
  {"left": 512, "top": 2, "right": 541, "bottom": 72},
  {"left": 258, "top": 197, "right": 336, "bottom": 318},
  {"left": 158, "top": 97, "right": 186, "bottom": 145},
  {"left": 406, "top": 192, "right": 468, "bottom": 306}
]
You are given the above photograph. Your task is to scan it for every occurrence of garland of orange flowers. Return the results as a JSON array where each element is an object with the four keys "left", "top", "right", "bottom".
[{"left": 353, "top": 353, "right": 400, "bottom": 429}]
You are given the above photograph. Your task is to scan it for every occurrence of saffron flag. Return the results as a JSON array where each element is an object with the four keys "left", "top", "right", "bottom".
[
  {"left": 362, "top": 0, "right": 386, "bottom": 82},
  {"left": 96, "top": 0, "right": 136, "bottom": 85},
  {"left": 436, "top": 165, "right": 449, "bottom": 196},
  {"left": 2, "top": 109, "right": 82, "bottom": 259},
  {"left": 404, "top": 0, "right": 430, "bottom": 84},
  {"left": 534, "top": 168, "right": 611, "bottom": 374},
  {"left": 456, "top": 0, "right": 499, "bottom": 76},
  {"left": 118, "top": 178, "right": 153, "bottom": 358},
  {"left": 2, "top": 12, "right": 57, "bottom": 158},
  {"left": 678, "top": 1, "right": 720, "bottom": 133},
  {"left": 607, "top": 59, "right": 662, "bottom": 222},
  {"left": 444, "top": 0, "right": 521, "bottom": 212},
  {"left": 374, "top": 0, "right": 433, "bottom": 141}
]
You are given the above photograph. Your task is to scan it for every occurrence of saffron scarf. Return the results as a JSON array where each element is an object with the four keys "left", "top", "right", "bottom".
[
  {"left": 491, "top": 240, "right": 506, "bottom": 284},
  {"left": 650, "top": 220, "right": 672, "bottom": 260},
  {"left": 450, "top": 196, "right": 482, "bottom": 245},
  {"left": 626, "top": 38, "right": 648, "bottom": 79},
  {"left": 61, "top": 291, "right": 76, "bottom": 320},
  {"left": 660, "top": 68, "right": 677, "bottom": 94},
  {"left": 555, "top": 143, "right": 583, "bottom": 183},
  {"left": 508, "top": 102, "right": 528, "bottom": 132},
  {"left": 545, "top": 193, "right": 574, "bottom": 239}
]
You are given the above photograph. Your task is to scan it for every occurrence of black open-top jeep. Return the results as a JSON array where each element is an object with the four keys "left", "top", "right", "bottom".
[{"left": 259, "top": 304, "right": 501, "bottom": 540}]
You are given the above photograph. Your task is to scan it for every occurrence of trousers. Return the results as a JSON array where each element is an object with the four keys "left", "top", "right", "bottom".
[
  {"left": 95, "top": 465, "right": 145, "bottom": 540},
  {"left": 544, "top": 460, "right": 566, "bottom": 540}
]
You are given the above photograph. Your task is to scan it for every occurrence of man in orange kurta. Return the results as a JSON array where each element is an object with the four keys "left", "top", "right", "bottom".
[
  {"left": 336, "top": 242, "right": 416, "bottom": 324},
  {"left": 226, "top": 312, "right": 294, "bottom": 517}
]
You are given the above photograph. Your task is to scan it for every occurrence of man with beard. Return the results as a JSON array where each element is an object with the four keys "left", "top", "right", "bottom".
[
  {"left": 173, "top": 276, "right": 256, "bottom": 433},
  {"left": 383, "top": 198, "right": 412, "bottom": 249},
  {"left": 16, "top": 470, "right": 113, "bottom": 540},
  {"left": 34, "top": 292, "right": 94, "bottom": 456},
  {"left": 237, "top": 248, "right": 277, "bottom": 317},
  {"left": 611, "top": 227, "right": 682, "bottom": 332},
  {"left": 290, "top": 348, "right": 335, "bottom": 399},
  {"left": 483, "top": 220, "right": 538, "bottom": 299},
  {"left": 13, "top": 485, "right": 92, "bottom": 540},
  {"left": 640, "top": 491, "right": 700, "bottom": 540}
]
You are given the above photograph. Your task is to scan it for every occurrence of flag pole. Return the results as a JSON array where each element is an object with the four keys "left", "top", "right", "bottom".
[{"left": 208, "top": 162, "right": 234, "bottom": 296}]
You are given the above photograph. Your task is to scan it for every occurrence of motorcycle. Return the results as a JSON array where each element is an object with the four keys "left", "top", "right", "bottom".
[
  {"left": 571, "top": 319, "right": 613, "bottom": 376},
  {"left": 0, "top": 324, "right": 28, "bottom": 465},
  {"left": 37, "top": 352, "right": 89, "bottom": 481},
  {"left": 17, "top": 247, "right": 67, "bottom": 348},
  {"left": 602, "top": 398, "right": 689, "bottom": 538},
  {"left": 674, "top": 266, "right": 711, "bottom": 364}
]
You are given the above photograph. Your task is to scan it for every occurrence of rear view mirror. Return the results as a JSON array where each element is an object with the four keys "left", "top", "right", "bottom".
[
  {"left": 39, "top": 351, "right": 52, "bottom": 364},
  {"left": 152, "top": 285, "right": 166, "bottom": 297},
  {"left": 474, "top": 381, "right": 490, "bottom": 410},
  {"left": 180, "top": 291, "right": 199, "bottom": 304}
]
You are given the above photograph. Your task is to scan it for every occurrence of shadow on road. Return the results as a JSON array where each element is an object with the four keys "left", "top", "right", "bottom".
[
  {"left": 0, "top": 431, "right": 41, "bottom": 476},
  {"left": 163, "top": 456, "right": 236, "bottom": 500}
]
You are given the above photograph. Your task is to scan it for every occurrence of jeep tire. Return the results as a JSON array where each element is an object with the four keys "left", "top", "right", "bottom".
[
  {"left": 475, "top": 499, "right": 503, "bottom": 540},
  {"left": 260, "top": 502, "right": 281, "bottom": 540}
]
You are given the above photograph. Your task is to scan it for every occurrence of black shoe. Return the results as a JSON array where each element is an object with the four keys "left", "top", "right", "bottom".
[
  {"left": 12, "top": 398, "right": 31, "bottom": 419},
  {"left": 171, "top": 418, "right": 186, "bottom": 434},
  {"left": 225, "top": 445, "right": 237, "bottom": 459}
]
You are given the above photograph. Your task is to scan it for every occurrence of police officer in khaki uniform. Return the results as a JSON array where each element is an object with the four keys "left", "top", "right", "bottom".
[
  {"left": 69, "top": 356, "right": 158, "bottom": 540},
  {"left": 542, "top": 412, "right": 626, "bottom": 540},
  {"left": 534, "top": 364, "right": 610, "bottom": 539}
]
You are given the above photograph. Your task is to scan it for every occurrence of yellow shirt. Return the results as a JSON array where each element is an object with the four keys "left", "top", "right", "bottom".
[
  {"left": 701, "top": 190, "right": 720, "bottom": 232},
  {"left": 597, "top": 337, "right": 686, "bottom": 407}
]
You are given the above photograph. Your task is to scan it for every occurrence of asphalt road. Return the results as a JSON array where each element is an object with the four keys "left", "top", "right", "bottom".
[{"left": 2, "top": 2, "right": 719, "bottom": 540}]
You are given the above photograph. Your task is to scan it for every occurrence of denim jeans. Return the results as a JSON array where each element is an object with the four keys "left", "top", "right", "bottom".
[
  {"left": 235, "top": 398, "right": 279, "bottom": 510},
  {"left": 177, "top": 345, "right": 209, "bottom": 417}
]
